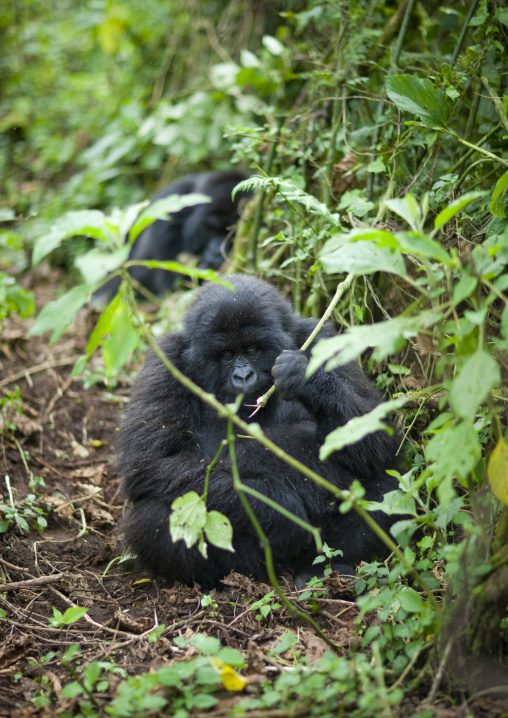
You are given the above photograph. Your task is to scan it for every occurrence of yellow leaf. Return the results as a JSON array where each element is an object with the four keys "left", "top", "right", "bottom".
[
  {"left": 488, "top": 438, "right": 508, "bottom": 506},
  {"left": 210, "top": 658, "right": 247, "bottom": 691},
  {"left": 220, "top": 665, "right": 248, "bottom": 692}
]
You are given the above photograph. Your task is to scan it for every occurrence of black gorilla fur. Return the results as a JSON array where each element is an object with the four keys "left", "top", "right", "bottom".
[
  {"left": 98, "top": 170, "right": 250, "bottom": 300},
  {"left": 118, "top": 276, "right": 399, "bottom": 588}
]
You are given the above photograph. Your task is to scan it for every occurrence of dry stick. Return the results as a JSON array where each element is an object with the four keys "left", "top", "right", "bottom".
[
  {"left": 251, "top": 272, "right": 355, "bottom": 415},
  {"left": 0, "top": 358, "right": 75, "bottom": 389},
  {"left": 0, "top": 573, "right": 65, "bottom": 592},
  {"left": 127, "top": 277, "right": 439, "bottom": 610}
]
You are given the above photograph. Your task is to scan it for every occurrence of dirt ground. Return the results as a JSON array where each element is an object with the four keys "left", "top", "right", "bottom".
[{"left": 1, "top": 280, "right": 508, "bottom": 718}]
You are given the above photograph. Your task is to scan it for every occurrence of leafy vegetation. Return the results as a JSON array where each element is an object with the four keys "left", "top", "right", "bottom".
[{"left": 2, "top": 0, "right": 508, "bottom": 715}]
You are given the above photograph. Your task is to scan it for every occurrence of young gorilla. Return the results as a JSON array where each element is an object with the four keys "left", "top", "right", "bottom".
[
  {"left": 118, "top": 276, "right": 399, "bottom": 588},
  {"left": 97, "top": 170, "right": 250, "bottom": 301}
]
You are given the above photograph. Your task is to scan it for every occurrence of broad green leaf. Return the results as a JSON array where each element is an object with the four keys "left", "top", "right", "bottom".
[
  {"left": 126, "top": 259, "right": 231, "bottom": 286},
  {"left": 75, "top": 245, "right": 130, "bottom": 284},
  {"left": 216, "top": 647, "right": 245, "bottom": 668},
  {"left": 170, "top": 491, "right": 206, "bottom": 549},
  {"left": 27, "top": 285, "right": 91, "bottom": 345},
  {"left": 490, "top": 171, "right": 508, "bottom": 218},
  {"left": 61, "top": 683, "right": 83, "bottom": 699},
  {"left": 434, "top": 191, "right": 486, "bottom": 228},
  {"left": 189, "top": 634, "right": 221, "bottom": 654},
  {"left": 309, "top": 316, "right": 423, "bottom": 371},
  {"left": 192, "top": 694, "right": 219, "bottom": 709},
  {"left": 487, "top": 438, "right": 508, "bottom": 506},
  {"left": 322, "top": 228, "right": 398, "bottom": 255},
  {"left": 426, "top": 420, "right": 482, "bottom": 485},
  {"left": 61, "top": 606, "right": 89, "bottom": 625},
  {"left": 395, "top": 231, "right": 452, "bottom": 264},
  {"left": 204, "top": 510, "right": 234, "bottom": 553},
  {"left": 320, "top": 397, "right": 407, "bottom": 460},
  {"left": 453, "top": 274, "right": 477, "bottom": 305},
  {"left": 128, "top": 193, "right": 211, "bottom": 243},
  {"left": 384, "top": 195, "right": 422, "bottom": 232},
  {"left": 269, "top": 632, "right": 298, "bottom": 656},
  {"left": 398, "top": 587, "right": 426, "bottom": 613},
  {"left": 449, "top": 350, "right": 501, "bottom": 419},
  {"left": 321, "top": 241, "right": 406, "bottom": 276},
  {"left": 32, "top": 210, "right": 112, "bottom": 265},
  {"left": 386, "top": 75, "right": 449, "bottom": 127},
  {"left": 102, "top": 299, "right": 139, "bottom": 373}
]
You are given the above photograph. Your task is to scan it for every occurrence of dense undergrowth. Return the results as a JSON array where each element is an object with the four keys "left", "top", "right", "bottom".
[{"left": 2, "top": 1, "right": 508, "bottom": 716}]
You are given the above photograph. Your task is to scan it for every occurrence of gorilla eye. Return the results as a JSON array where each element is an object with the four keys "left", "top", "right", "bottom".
[
  {"left": 245, "top": 347, "right": 260, "bottom": 359},
  {"left": 222, "top": 350, "right": 235, "bottom": 363}
]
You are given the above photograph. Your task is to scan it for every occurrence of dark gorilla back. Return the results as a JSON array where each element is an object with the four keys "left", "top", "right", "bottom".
[
  {"left": 97, "top": 170, "right": 250, "bottom": 301},
  {"left": 118, "top": 275, "right": 401, "bottom": 589}
]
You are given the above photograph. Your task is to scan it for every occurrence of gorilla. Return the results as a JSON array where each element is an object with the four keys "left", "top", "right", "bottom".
[
  {"left": 97, "top": 170, "right": 250, "bottom": 300},
  {"left": 118, "top": 276, "right": 400, "bottom": 588}
]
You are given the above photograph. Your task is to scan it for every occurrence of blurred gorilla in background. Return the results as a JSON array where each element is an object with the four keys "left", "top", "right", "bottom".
[
  {"left": 97, "top": 170, "right": 250, "bottom": 301},
  {"left": 118, "top": 275, "right": 400, "bottom": 588}
]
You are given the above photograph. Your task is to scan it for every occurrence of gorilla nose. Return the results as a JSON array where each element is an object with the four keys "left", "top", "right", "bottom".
[{"left": 231, "top": 365, "right": 257, "bottom": 392}]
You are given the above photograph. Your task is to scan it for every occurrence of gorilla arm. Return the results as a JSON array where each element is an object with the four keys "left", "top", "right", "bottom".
[{"left": 271, "top": 348, "right": 399, "bottom": 480}]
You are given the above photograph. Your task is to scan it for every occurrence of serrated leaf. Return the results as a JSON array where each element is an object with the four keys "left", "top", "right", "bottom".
[
  {"left": 309, "top": 316, "right": 422, "bottom": 372},
  {"left": 435, "top": 191, "right": 486, "bottom": 228},
  {"left": 27, "top": 285, "right": 91, "bottom": 345},
  {"left": 449, "top": 350, "right": 501, "bottom": 419},
  {"left": 320, "top": 397, "right": 407, "bottom": 460},
  {"left": 321, "top": 241, "right": 406, "bottom": 276},
  {"left": 426, "top": 420, "right": 481, "bottom": 486},
  {"left": 170, "top": 491, "right": 206, "bottom": 549},
  {"left": 487, "top": 438, "right": 508, "bottom": 506},
  {"left": 490, "top": 171, "right": 508, "bottom": 219},
  {"left": 32, "top": 210, "right": 112, "bottom": 265},
  {"left": 398, "top": 587, "right": 426, "bottom": 613},
  {"left": 386, "top": 75, "right": 449, "bottom": 126},
  {"left": 204, "top": 511, "right": 234, "bottom": 553}
]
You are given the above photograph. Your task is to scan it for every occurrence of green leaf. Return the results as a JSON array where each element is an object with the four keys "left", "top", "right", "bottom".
[
  {"left": 395, "top": 231, "right": 452, "bottom": 264},
  {"left": 216, "top": 647, "right": 246, "bottom": 668},
  {"left": 262, "top": 35, "right": 284, "bottom": 55},
  {"left": 488, "top": 438, "right": 508, "bottom": 506},
  {"left": 204, "top": 511, "right": 234, "bottom": 553},
  {"left": 449, "top": 350, "right": 501, "bottom": 419},
  {"left": 435, "top": 191, "right": 486, "bottom": 228},
  {"left": 75, "top": 245, "right": 130, "bottom": 284},
  {"left": 268, "top": 632, "right": 298, "bottom": 656},
  {"left": 189, "top": 634, "right": 221, "bottom": 654},
  {"left": 386, "top": 75, "right": 449, "bottom": 127},
  {"left": 398, "top": 587, "right": 426, "bottom": 613},
  {"left": 453, "top": 274, "right": 477, "bottom": 305},
  {"left": 490, "top": 171, "right": 508, "bottom": 219},
  {"left": 384, "top": 195, "right": 422, "bottom": 232},
  {"left": 309, "top": 316, "right": 423, "bottom": 371},
  {"left": 170, "top": 491, "right": 206, "bottom": 549},
  {"left": 102, "top": 299, "right": 139, "bottom": 374},
  {"left": 320, "top": 397, "right": 407, "bottom": 460},
  {"left": 128, "top": 193, "right": 210, "bottom": 243},
  {"left": 321, "top": 241, "right": 406, "bottom": 276},
  {"left": 192, "top": 694, "right": 219, "bottom": 709},
  {"left": 27, "top": 285, "right": 91, "bottom": 345},
  {"left": 426, "top": 421, "right": 482, "bottom": 486},
  {"left": 32, "top": 210, "right": 112, "bottom": 265},
  {"left": 60, "top": 682, "right": 83, "bottom": 698}
]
